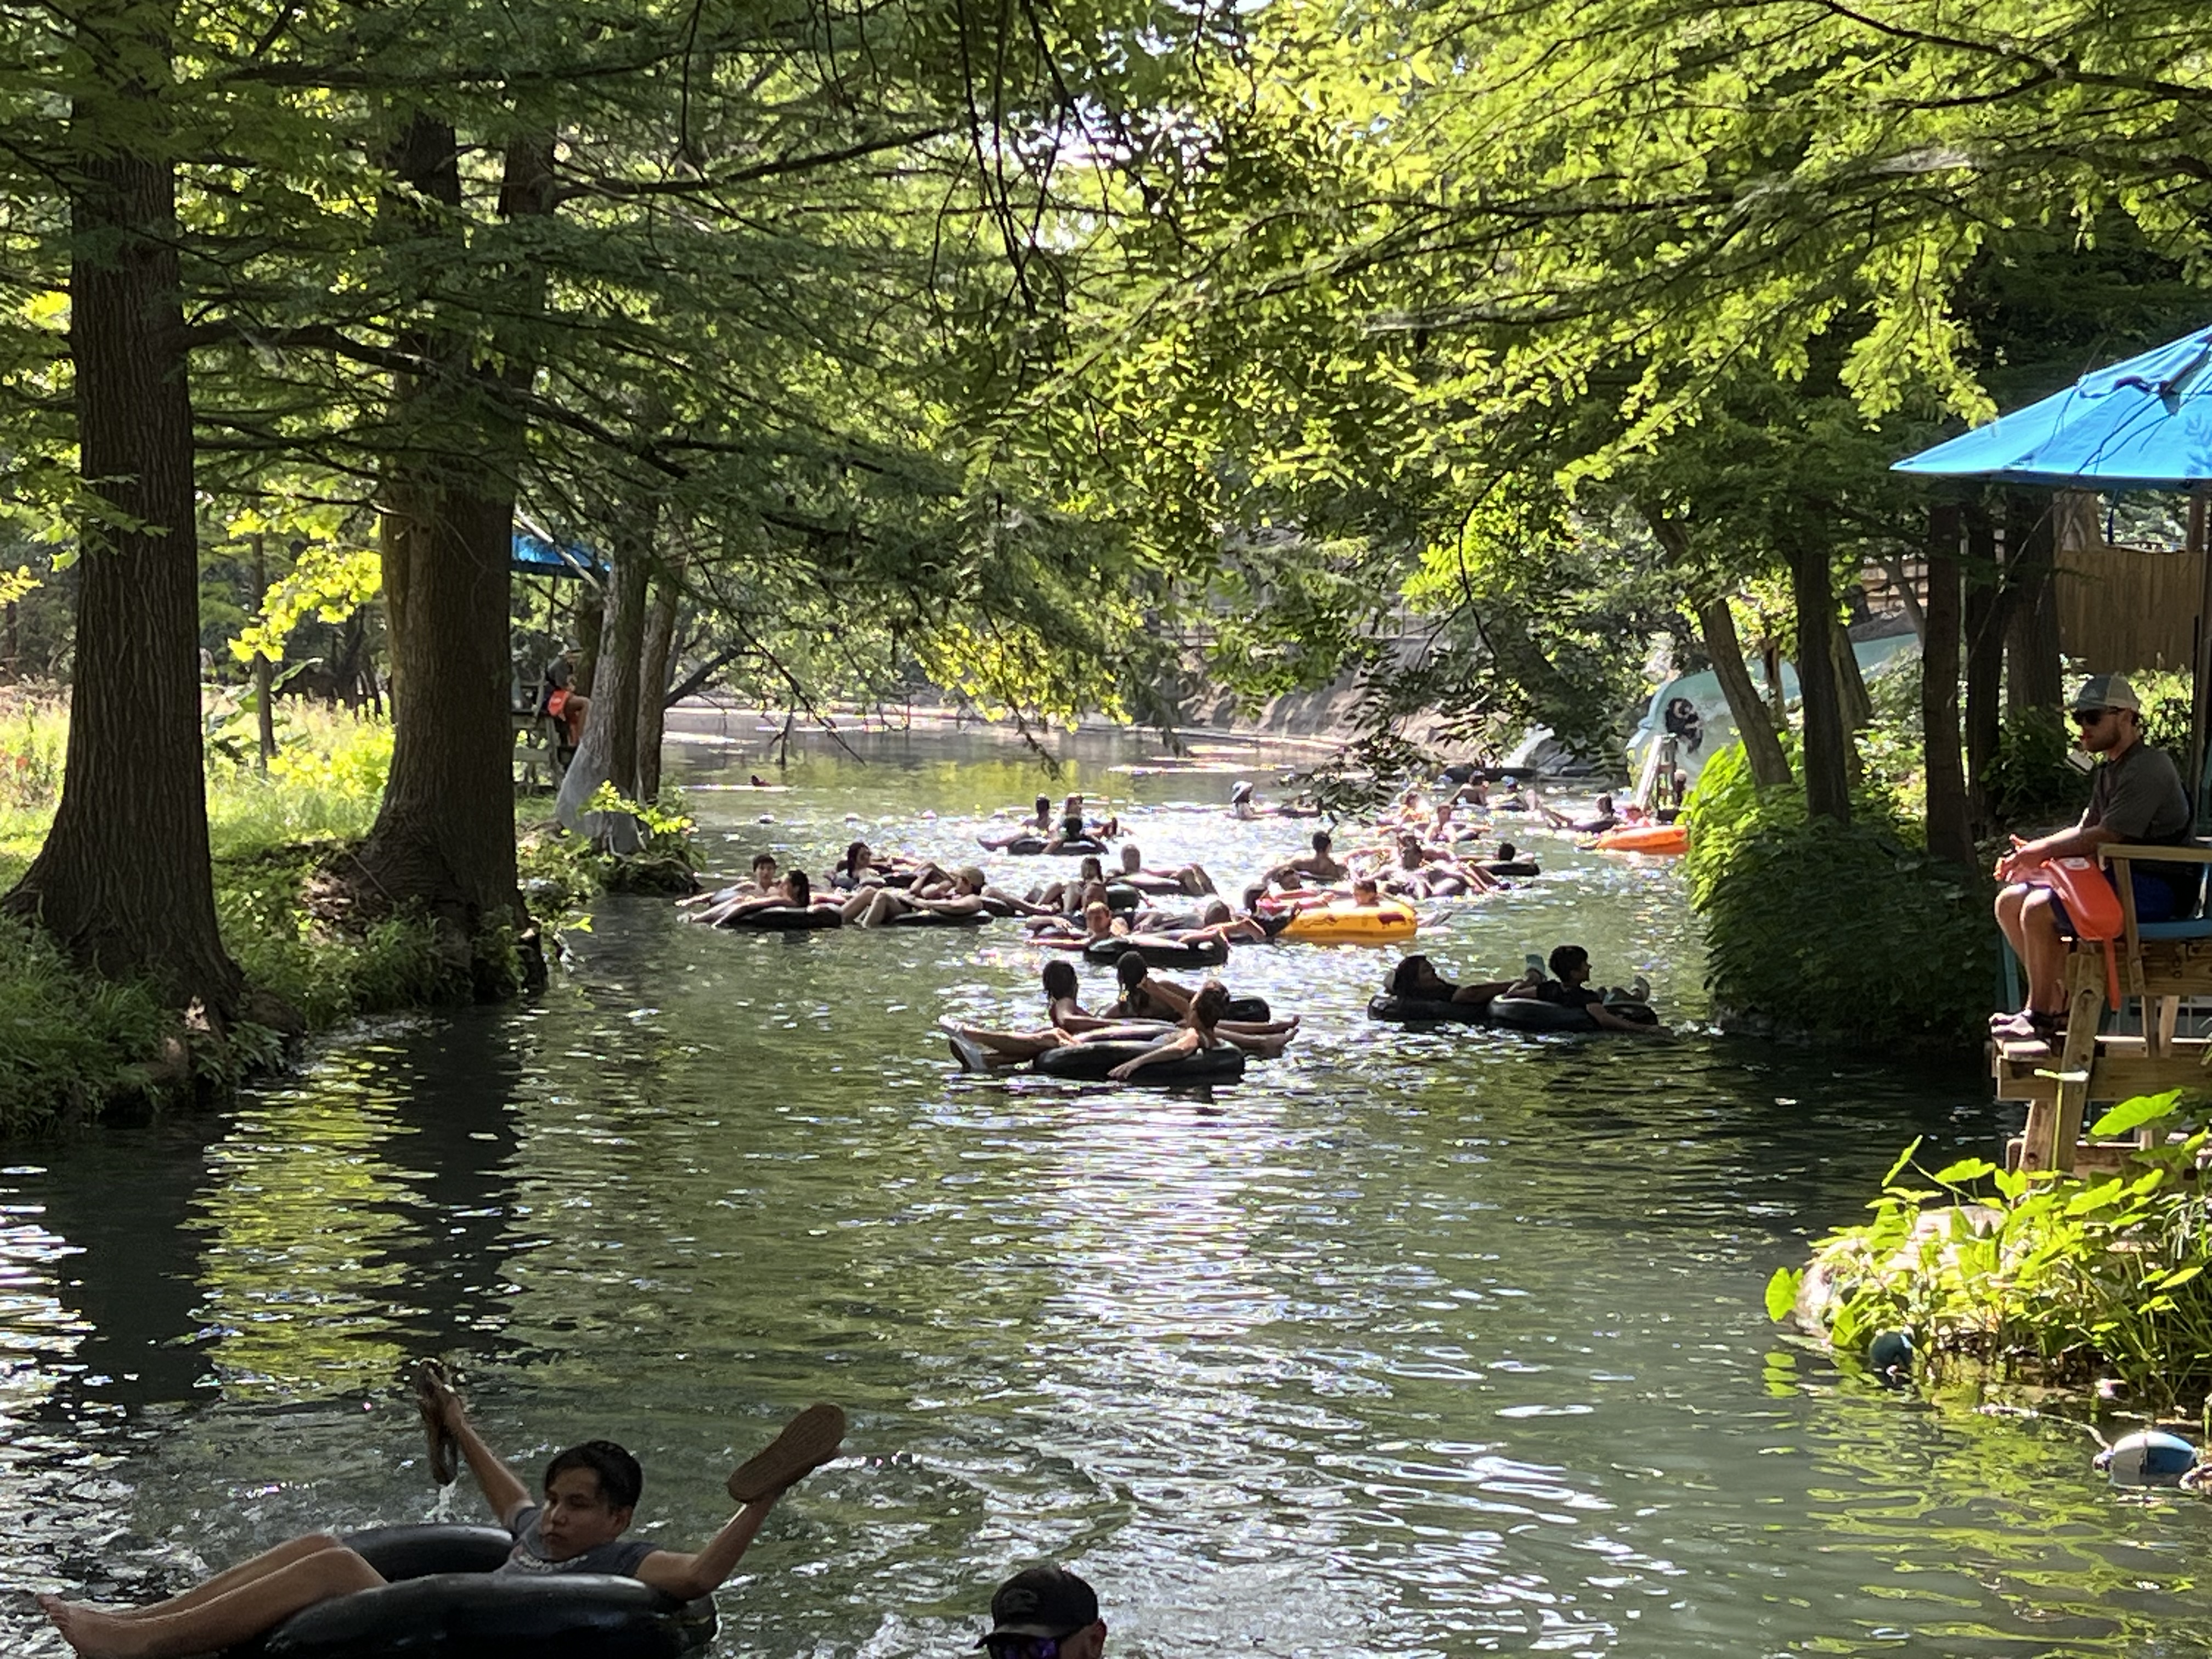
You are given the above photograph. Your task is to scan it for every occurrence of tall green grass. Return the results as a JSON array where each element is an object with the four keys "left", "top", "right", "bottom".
[{"left": 0, "top": 693, "right": 545, "bottom": 1127}]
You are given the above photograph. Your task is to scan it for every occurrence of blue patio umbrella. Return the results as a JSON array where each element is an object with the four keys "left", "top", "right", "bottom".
[
  {"left": 511, "top": 532, "right": 605, "bottom": 579},
  {"left": 1894, "top": 324, "right": 2212, "bottom": 821},
  {"left": 1893, "top": 325, "right": 2212, "bottom": 488}
]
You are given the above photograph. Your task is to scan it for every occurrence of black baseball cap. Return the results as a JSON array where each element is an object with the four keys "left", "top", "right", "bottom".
[{"left": 978, "top": 1565, "right": 1099, "bottom": 1643}]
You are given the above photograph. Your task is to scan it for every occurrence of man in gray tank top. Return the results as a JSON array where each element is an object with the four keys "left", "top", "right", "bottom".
[
  {"left": 36, "top": 1376, "right": 845, "bottom": 1658},
  {"left": 1992, "top": 673, "right": 2197, "bottom": 1042}
]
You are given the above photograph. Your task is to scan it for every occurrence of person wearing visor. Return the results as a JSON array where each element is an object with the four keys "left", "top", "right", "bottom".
[
  {"left": 1992, "top": 673, "right": 2197, "bottom": 1043},
  {"left": 977, "top": 1564, "right": 1107, "bottom": 1659}
]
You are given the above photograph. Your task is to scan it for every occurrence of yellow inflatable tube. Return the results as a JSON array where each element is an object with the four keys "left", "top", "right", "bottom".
[{"left": 1278, "top": 902, "right": 1419, "bottom": 944}]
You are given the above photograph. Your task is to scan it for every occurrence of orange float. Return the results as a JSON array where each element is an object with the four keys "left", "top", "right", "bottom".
[{"left": 1590, "top": 823, "right": 1688, "bottom": 856}]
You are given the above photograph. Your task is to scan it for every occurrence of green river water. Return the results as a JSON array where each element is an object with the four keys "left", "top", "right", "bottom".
[{"left": 5, "top": 723, "right": 2211, "bottom": 1657}]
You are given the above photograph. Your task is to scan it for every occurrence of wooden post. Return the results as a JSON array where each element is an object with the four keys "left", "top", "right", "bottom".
[
  {"left": 1922, "top": 503, "right": 1974, "bottom": 870},
  {"left": 251, "top": 532, "right": 275, "bottom": 772},
  {"left": 2189, "top": 488, "right": 2211, "bottom": 828}
]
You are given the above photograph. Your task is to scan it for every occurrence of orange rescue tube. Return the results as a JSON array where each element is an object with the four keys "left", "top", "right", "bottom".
[{"left": 1590, "top": 823, "right": 1688, "bottom": 856}]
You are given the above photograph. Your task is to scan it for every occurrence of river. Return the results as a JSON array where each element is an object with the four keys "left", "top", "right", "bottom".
[{"left": 5, "top": 724, "right": 2209, "bottom": 1657}]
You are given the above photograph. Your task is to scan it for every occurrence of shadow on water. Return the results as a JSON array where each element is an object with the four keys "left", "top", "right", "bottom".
[{"left": 0, "top": 724, "right": 2205, "bottom": 1657}]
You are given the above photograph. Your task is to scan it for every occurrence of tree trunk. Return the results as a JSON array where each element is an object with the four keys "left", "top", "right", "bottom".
[
  {"left": 1789, "top": 539, "right": 1852, "bottom": 824},
  {"left": 4, "top": 1, "right": 242, "bottom": 1016},
  {"left": 1696, "top": 597, "right": 1793, "bottom": 789},
  {"left": 600, "top": 509, "right": 652, "bottom": 799},
  {"left": 2002, "top": 489, "right": 2063, "bottom": 715},
  {"left": 552, "top": 511, "right": 649, "bottom": 849},
  {"left": 1831, "top": 618, "right": 1872, "bottom": 730},
  {"left": 1962, "top": 498, "right": 2004, "bottom": 836},
  {"left": 636, "top": 546, "right": 687, "bottom": 803},
  {"left": 1921, "top": 504, "right": 1974, "bottom": 871},
  {"left": 574, "top": 583, "right": 603, "bottom": 696},
  {"left": 353, "top": 121, "right": 555, "bottom": 981}
]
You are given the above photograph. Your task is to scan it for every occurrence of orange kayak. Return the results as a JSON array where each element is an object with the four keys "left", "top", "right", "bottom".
[{"left": 1591, "top": 823, "right": 1688, "bottom": 856}]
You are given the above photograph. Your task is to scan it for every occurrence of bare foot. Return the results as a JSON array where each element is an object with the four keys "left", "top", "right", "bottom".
[{"left": 39, "top": 1596, "right": 146, "bottom": 1659}]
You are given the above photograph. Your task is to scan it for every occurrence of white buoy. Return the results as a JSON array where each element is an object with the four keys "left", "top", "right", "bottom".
[{"left": 2095, "top": 1430, "right": 2198, "bottom": 1487}]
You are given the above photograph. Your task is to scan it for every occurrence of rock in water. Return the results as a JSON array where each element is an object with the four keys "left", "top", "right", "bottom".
[{"left": 2094, "top": 1430, "right": 2198, "bottom": 1487}]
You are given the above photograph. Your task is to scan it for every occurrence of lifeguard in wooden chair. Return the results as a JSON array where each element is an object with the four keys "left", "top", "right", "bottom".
[{"left": 1991, "top": 673, "right": 2197, "bottom": 1045}]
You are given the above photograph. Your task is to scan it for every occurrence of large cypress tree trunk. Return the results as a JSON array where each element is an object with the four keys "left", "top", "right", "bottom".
[
  {"left": 1922, "top": 505, "right": 1974, "bottom": 871},
  {"left": 552, "top": 517, "right": 647, "bottom": 847},
  {"left": 600, "top": 509, "right": 653, "bottom": 799},
  {"left": 4, "top": 0, "right": 242, "bottom": 1015},
  {"left": 636, "top": 548, "right": 687, "bottom": 803},
  {"left": 1789, "top": 539, "right": 1852, "bottom": 824},
  {"left": 1695, "top": 597, "right": 1792, "bottom": 789},
  {"left": 353, "top": 123, "right": 553, "bottom": 980}
]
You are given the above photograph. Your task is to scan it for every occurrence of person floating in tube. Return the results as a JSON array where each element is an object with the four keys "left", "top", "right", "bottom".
[{"left": 36, "top": 1372, "right": 845, "bottom": 1659}]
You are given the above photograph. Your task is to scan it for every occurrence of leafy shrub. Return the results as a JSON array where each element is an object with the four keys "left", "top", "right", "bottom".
[
  {"left": 1685, "top": 740, "right": 1995, "bottom": 1043},
  {"left": 1986, "top": 706, "right": 2083, "bottom": 829},
  {"left": 1771, "top": 1093, "right": 2212, "bottom": 1408}
]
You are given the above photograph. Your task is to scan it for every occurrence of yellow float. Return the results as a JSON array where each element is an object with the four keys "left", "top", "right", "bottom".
[{"left": 1277, "top": 902, "right": 1419, "bottom": 944}]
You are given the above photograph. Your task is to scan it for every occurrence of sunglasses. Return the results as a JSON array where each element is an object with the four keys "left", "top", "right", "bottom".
[
  {"left": 984, "top": 1637, "right": 1075, "bottom": 1659},
  {"left": 2072, "top": 707, "right": 2114, "bottom": 726}
]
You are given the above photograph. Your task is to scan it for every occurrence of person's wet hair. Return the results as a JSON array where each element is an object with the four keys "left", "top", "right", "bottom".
[
  {"left": 1549, "top": 943, "right": 1590, "bottom": 979},
  {"left": 841, "top": 840, "right": 868, "bottom": 874},
  {"left": 1389, "top": 955, "right": 1432, "bottom": 995},
  {"left": 1042, "top": 959, "right": 1078, "bottom": 1000},
  {"left": 1497, "top": 842, "right": 1516, "bottom": 860},
  {"left": 1115, "top": 951, "right": 1149, "bottom": 990},
  {"left": 1312, "top": 830, "right": 1332, "bottom": 854},
  {"left": 1198, "top": 898, "right": 1231, "bottom": 925},
  {"left": 751, "top": 852, "right": 777, "bottom": 874},
  {"left": 545, "top": 1440, "right": 642, "bottom": 1511},
  {"left": 785, "top": 870, "right": 811, "bottom": 905},
  {"left": 1080, "top": 857, "right": 1103, "bottom": 881},
  {"left": 1190, "top": 980, "right": 1230, "bottom": 1029}
]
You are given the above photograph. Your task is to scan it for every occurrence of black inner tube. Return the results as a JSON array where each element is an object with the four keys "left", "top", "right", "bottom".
[
  {"left": 718, "top": 906, "right": 843, "bottom": 931},
  {"left": 1367, "top": 993, "right": 1489, "bottom": 1025},
  {"left": 1084, "top": 935, "right": 1229, "bottom": 969},
  {"left": 1034, "top": 1039, "right": 1246, "bottom": 1084},
  {"left": 224, "top": 1525, "right": 715, "bottom": 1659}
]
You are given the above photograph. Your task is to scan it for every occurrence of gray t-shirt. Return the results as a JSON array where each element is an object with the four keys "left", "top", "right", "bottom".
[
  {"left": 2082, "top": 740, "right": 2196, "bottom": 895},
  {"left": 496, "top": 1504, "right": 658, "bottom": 1579}
]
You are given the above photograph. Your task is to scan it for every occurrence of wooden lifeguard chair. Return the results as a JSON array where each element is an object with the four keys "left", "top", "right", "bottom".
[{"left": 1993, "top": 842, "right": 2212, "bottom": 1171}]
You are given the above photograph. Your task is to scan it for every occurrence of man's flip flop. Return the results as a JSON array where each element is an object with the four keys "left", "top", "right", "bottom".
[
  {"left": 946, "top": 1031, "right": 994, "bottom": 1073},
  {"left": 726, "top": 1402, "right": 847, "bottom": 1503},
  {"left": 414, "top": 1360, "right": 459, "bottom": 1487}
]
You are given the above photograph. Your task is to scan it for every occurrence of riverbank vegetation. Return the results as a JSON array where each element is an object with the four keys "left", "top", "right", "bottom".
[
  {"left": 0, "top": 696, "right": 600, "bottom": 1130},
  {"left": 1773, "top": 1094, "right": 2212, "bottom": 1410}
]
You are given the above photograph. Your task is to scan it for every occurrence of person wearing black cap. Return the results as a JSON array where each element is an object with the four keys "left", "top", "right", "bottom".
[
  {"left": 1992, "top": 672, "right": 2197, "bottom": 1042},
  {"left": 978, "top": 1564, "right": 1107, "bottom": 1659}
]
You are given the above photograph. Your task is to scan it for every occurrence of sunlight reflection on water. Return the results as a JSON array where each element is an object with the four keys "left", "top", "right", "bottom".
[{"left": 0, "top": 726, "right": 2205, "bottom": 1657}]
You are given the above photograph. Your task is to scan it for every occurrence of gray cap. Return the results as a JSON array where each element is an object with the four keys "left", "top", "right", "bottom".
[{"left": 2072, "top": 673, "right": 2141, "bottom": 714}]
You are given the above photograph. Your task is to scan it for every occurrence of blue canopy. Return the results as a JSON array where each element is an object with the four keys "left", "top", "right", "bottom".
[
  {"left": 1893, "top": 325, "right": 2212, "bottom": 489},
  {"left": 511, "top": 533, "right": 603, "bottom": 579}
]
